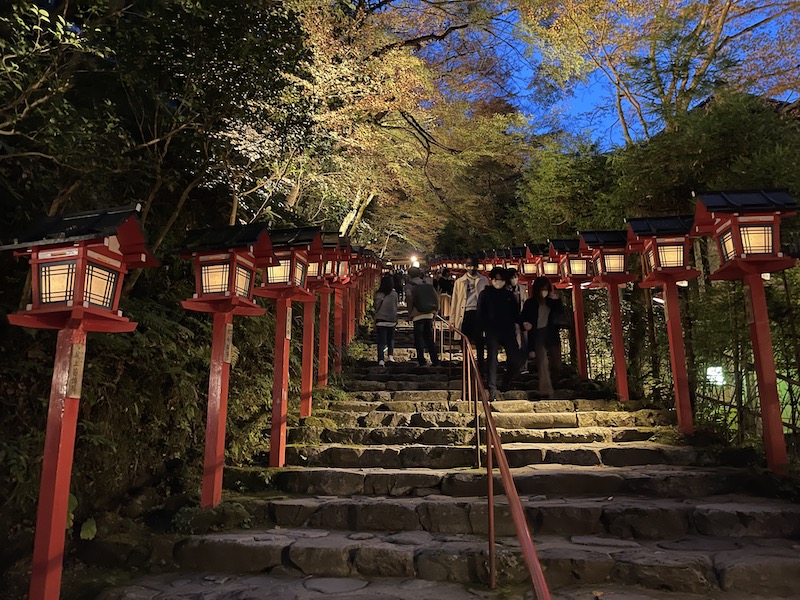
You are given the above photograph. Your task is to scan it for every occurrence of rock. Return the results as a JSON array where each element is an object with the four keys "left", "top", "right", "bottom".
[
  {"left": 716, "top": 550, "right": 800, "bottom": 596},
  {"left": 303, "top": 577, "right": 369, "bottom": 593},
  {"left": 123, "top": 487, "right": 162, "bottom": 519},
  {"left": 537, "top": 546, "right": 615, "bottom": 588},
  {"left": 416, "top": 543, "right": 478, "bottom": 583},
  {"left": 385, "top": 530, "right": 435, "bottom": 546},
  {"left": 354, "top": 541, "right": 416, "bottom": 577},
  {"left": 364, "top": 470, "right": 443, "bottom": 496},
  {"left": 603, "top": 503, "right": 690, "bottom": 540},
  {"left": 571, "top": 535, "right": 642, "bottom": 549},
  {"left": 418, "top": 500, "right": 472, "bottom": 534},
  {"left": 610, "top": 549, "right": 715, "bottom": 592},
  {"left": 356, "top": 499, "right": 422, "bottom": 531},
  {"left": 174, "top": 534, "right": 286, "bottom": 572},
  {"left": 288, "top": 534, "right": 357, "bottom": 577}
]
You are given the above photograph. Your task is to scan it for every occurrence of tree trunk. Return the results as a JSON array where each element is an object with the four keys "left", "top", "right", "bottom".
[{"left": 347, "top": 192, "right": 375, "bottom": 237}]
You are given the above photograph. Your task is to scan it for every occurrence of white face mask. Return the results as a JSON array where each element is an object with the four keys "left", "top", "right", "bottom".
[
  {"left": 492, "top": 280, "right": 505, "bottom": 289},
  {"left": 510, "top": 277, "right": 519, "bottom": 286},
  {"left": 541, "top": 290, "right": 549, "bottom": 298}
]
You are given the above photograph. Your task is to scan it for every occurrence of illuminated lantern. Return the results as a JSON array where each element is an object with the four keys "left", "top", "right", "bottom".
[
  {"left": 579, "top": 230, "right": 636, "bottom": 401},
  {"left": 627, "top": 215, "right": 698, "bottom": 434},
  {"left": 693, "top": 189, "right": 797, "bottom": 474},
  {"left": 253, "top": 227, "right": 321, "bottom": 468},
  {"left": 549, "top": 239, "right": 592, "bottom": 379},
  {"left": 180, "top": 224, "right": 272, "bottom": 508},
  {"left": 0, "top": 204, "right": 158, "bottom": 600}
]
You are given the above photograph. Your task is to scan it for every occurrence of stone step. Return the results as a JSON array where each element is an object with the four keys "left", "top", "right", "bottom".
[
  {"left": 284, "top": 442, "right": 708, "bottom": 469},
  {"left": 319, "top": 410, "right": 663, "bottom": 430},
  {"left": 98, "top": 573, "right": 527, "bottom": 600},
  {"left": 170, "top": 528, "right": 800, "bottom": 596},
  {"left": 287, "top": 425, "right": 663, "bottom": 446},
  {"left": 262, "top": 494, "right": 800, "bottom": 541},
  {"left": 248, "top": 464, "right": 757, "bottom": 500}
]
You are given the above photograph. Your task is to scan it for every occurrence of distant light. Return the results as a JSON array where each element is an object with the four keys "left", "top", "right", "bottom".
[
  {"left": 676, "top": 280, "right": 689, "bottom": 287},
  {"left": 411, "top": 260, "right": 420, "bottom": 268},
  {"left": 762, "top": 273, "right": 771, "bottom": 281},
  {"left": 653, "top": 296, "right": 665, "bottom": 304},
  {"left": 706, "top": 366, "right": 725, "bottom": 386}
]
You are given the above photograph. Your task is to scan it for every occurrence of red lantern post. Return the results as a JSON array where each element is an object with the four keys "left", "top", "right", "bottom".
[
  {"left": 550, "top": 239, "right": 593, "bottom": 379},
  {"left": 253, "top": 227, "right": 322, "bottom": 468},
  {"left": 580, "top": 231, "right": 637, "bottom": 401},
  {"left": 627, "top": 216, "right": 698, "bottom": 434},
  {"left": 330, "top": 240, "right": 351, "bottom": 374},
  {"left": 693, "top": 190, "right": 798, "bottom": 475},
  {"left": 179, "top": 224, "right": 272, "bottom": 507},
  {"left": 1, "top": 205, "right": 158, "bottom": 600}
]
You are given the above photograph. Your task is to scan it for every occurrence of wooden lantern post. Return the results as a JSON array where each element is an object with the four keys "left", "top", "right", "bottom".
[
  {"left": 627, "top": 216, "right": 699, "bottom": 434},
  {"left": 549, "top": 239, "right": 593, "bottom": 379},
  {"left": 180, "top": 224, "right": 273, "bottom": 506},
  {"left": 253, "top": 227, "right": 321, "bottom": 468},
  {"left": 1, "top": 204, "right": 158, "bottom": 600},
  {"left": 331, "top": 239, "right": 352, "bottom": 374},
  {"left": 314, "top": 233, "right": 346, "bottom": 388},
  {"left": 693, "top": 190, "right": 798, "bottom": 475},
  {"left": 580, "top": 231, "right": 637, "bottom": 401}
]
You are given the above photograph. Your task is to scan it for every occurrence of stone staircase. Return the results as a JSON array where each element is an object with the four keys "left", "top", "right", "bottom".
[{"left": 102, "top": 321, "right": 800, "bottom": 600}]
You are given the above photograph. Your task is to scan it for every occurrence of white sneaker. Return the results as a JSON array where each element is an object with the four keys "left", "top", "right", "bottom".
[
  {"left": 378, "top": 360, "right": 385, "bottom": 367},
  {"left": 387, "top": 356, "right": 395, "bottom": 362}
]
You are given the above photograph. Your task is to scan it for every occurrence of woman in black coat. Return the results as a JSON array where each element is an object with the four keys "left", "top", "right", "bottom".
[{"left": 520, "top": 277, "right": 566, "bottom": 396}]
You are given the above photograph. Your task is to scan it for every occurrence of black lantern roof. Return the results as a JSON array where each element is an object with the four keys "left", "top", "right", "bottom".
[
  {"left": 4, "top": 203, "right": 145, "bottom": 248},
  {"left": 549, "top": 239, "right": 581, "bottom": 254},
  {"left": 180, "top": 223, "right": 268, "bottom": 254},
  {"left": 526, "top": 243, "right": 550, "bottom": 256},
  {"left": 510, "top": 247, "right": 526, "bottom": 259},
  {"left": 695, "top": 190, "right": 797, "bottom": 213},
  {"left": 321, "top": 231, "right": 342, "bottom": 248},
  {"left": 495, "top": 249, "right": 510, "bottom": 259},
  {"left": 580, "top": 230, "right": 628, "bottom": 249},
  {"left": 0, "top": 203, "right": 158, "bottom": 267},
  {"left": 627, "top": 216, "right": 694, "bottom": 237},
  {"left": 268, "top": 226, "right": 321, "bottom": 248}
]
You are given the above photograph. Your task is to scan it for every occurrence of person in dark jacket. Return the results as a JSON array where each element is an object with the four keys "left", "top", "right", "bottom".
[
  {"left": 373, "top": 274, "right": 399, "bottom": 366},
  {"left": 477, "top": 267, "right": 525, "bottom": 400},
  {"left": 521, "top": 276, "right": 566, "bottom": 396}
]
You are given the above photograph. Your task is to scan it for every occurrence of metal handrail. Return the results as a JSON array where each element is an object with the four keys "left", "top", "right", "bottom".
[{"left": 435, "top": 315, "right": 551, "bottom": 599}]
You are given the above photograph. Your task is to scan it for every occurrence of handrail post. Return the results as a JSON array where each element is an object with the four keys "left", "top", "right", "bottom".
[{"left": 487, "top": 426, "right": 496, "bottom": 590}]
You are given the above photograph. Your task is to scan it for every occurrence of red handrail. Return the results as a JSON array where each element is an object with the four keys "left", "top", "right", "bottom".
[{"left": 436, "top": 316, "right": 551, "bottom": 599}]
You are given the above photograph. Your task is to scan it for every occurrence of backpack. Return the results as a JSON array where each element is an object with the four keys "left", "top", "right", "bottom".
[{"left": 413, "top": 283, "right": 438, "bottom": 313}]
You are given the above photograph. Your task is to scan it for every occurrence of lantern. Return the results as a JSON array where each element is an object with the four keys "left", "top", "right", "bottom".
[
  {"left": 0, "top": 204, "right": 159, "bottom": 600},
  {"left": 579, "top": 230, "right": 637, "bottom": 402},
  {"left": 627, "top": 215, "right": 698, "bottom": 434},
  {"left": 693, "top": 189, "right": 798, "bottom": 475},
  {"left": 549, "top": 239, "right": 591, "bottom": 379},
  {"left": 179, "top": 224, "right": 273, "bottom": 508}
]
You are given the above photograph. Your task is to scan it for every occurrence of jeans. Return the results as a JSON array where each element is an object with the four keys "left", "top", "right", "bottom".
[
  {"left": 376, "top": 325, "right": 395, "bottom": 362},
  {"left": 413, "top": 318, "right": 439, "bottom": 365},
  {"left": 485, "top": 328, "right": 525, "bottom": 393},
  {"left": 461, "top": 310, "right": 485, "bottom": 371}
]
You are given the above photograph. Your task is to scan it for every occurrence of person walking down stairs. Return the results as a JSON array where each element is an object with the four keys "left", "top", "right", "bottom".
[
  {"left": 478, "top": 267, "right": 525, "bottom": 400},
  {"left": 406, "top": 267, "right": 440, "bottom": 366},
  {"left": 373, "top": 274, "right": 398, "bottom": 367}
]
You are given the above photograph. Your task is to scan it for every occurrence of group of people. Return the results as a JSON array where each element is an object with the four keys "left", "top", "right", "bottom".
[{"left": 372, "top": 258, "right": 568, "bottom": 399}]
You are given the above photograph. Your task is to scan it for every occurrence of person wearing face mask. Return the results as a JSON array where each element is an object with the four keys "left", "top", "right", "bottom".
[
  {"left": 477, "top": 267, "right": 526, "bottom": 400},
  {"left": 520, "top": 276, "right": 567, "bottom": 396},
  {"left": 505, "top": 267, "right": 529, "bottom": 372},
  {"left": 450, "top": 257, "right": 488, "bottom": 371}
]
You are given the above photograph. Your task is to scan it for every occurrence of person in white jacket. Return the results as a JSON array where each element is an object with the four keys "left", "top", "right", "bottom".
[{"left": 450, "top": 257, "right": 488, "bottom": 372}]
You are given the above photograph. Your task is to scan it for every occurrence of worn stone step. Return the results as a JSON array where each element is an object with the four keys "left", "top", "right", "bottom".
[
  {"left": 170, "top": 528, "right": 800, "bottom": 595},
  {"left": 490, "top": 399, "right": 642, "bottom": 413},
  {"left": 99, "top": 573, "right": 525, "bottom": 600},
  {"left": 284, "top": 442, "right": 705, "bottom": 469},
  {"left": 318, "top": 410, "right": 476, "bottom": 428},
  {"left": 287, "top": 425, "right": 663, "bottom": 446},
  {"left": 344, "top": 380, "right": 456, "bottom": 392},
  {"left": 258, "top": 465, "right": 756, "bottom": 500},
  {"left": 263, "top": 494, "right": 800, "bottom": 541}
]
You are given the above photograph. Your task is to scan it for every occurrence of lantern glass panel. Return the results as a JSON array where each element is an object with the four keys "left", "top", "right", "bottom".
[
  {"left": 337, "top": 261, "right": 348, "bottom": 277},
  {"left": 39, "top": 260, "right": 76, "bottom": 304},
  {"left": 522, "top": 262, "right": 537, "bottom": 275},
  {"left": 201, "top": 263, "right": 230, "bottom": 295},
  {"left": 603, "top": 253, "right": 625, "bottom": 274},
  {"left": 307, "top": 261, "right": 321, "bottom": 278},
  {"left": 543, "top": 261, "right": 559, "bottom": 276},
  {"left": 294, "top": 260, "right": 308, "bottom": 287},
  {"left": 741, "top": 225, "right": 773, "bottom": 255},
  {"left": 593, "top": 256, "right": 601, "bottom": 275},
  {"left": 720, "top": 229, "right": 736, "bottom": 262},
  {"left": 234, "top": 265, "right": 252, "bottom": 297},
  {"left": 569, "top": 258, "right": 588, "bottom": 276},
  {"left": 85, "top": 263, "right": 119, "bottom": 309},
  {"left": 657, "top": 244, "right": 684, "bottom": 268},
  {"left": 266, "top": 259, "right": 291, "bottom": 284},
  {"left": 646, "top": 249, "right": 655, "bottom": 272}
]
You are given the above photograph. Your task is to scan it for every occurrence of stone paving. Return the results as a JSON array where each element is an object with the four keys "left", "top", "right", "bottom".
[{"left": 93, "top": 316, "right": 800, "bottom": 599}]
